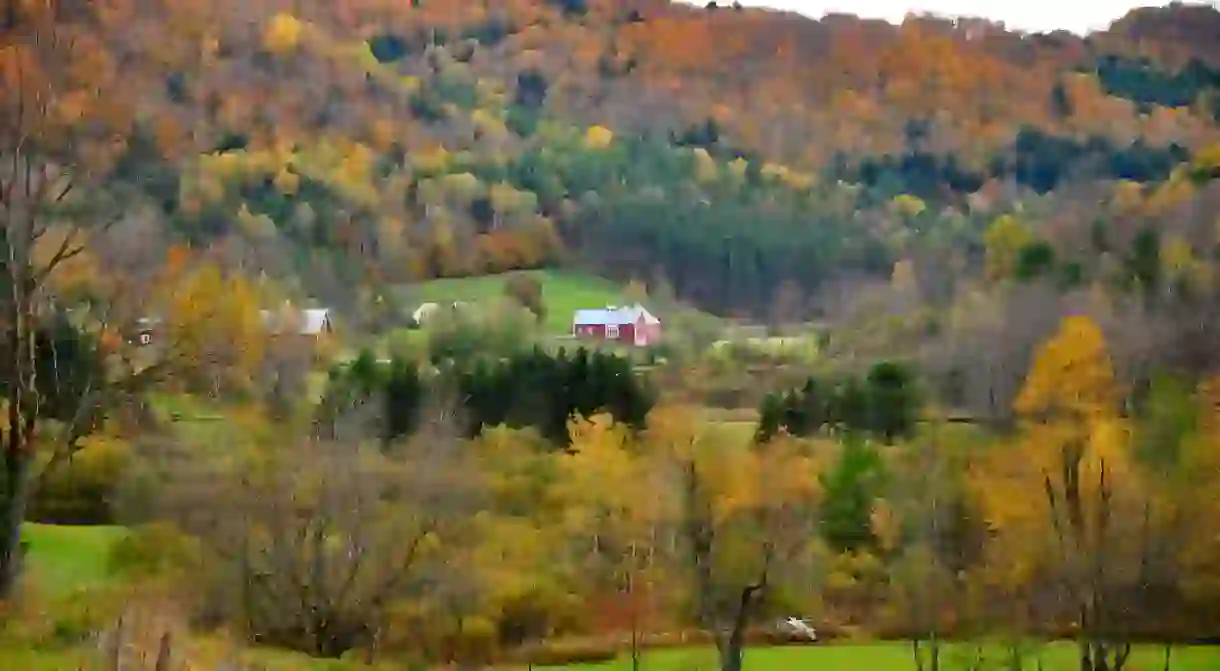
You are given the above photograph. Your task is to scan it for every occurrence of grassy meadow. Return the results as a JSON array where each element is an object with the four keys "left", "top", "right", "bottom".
[
  {"left": 395, "top": 270, "right": 646, "bottom": 335},
  {"left": 21, "top": 523, "right": 128, "bottom": 599}
]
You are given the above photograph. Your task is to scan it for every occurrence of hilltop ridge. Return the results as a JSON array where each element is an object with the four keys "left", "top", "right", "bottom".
[{"left": 5, "top": 0, "right": 1220, "bottom": 317}]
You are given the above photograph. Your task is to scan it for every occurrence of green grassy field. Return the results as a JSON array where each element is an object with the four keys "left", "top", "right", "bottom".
[
  {"left": 21, "top": 523, "right": 127, "bottom": 598},
  {"left": 395, "top": 269, "right": 642, "bottom": 334},
  {"left": 523, "top": 642, "right": 1220, "bottom": 670}
]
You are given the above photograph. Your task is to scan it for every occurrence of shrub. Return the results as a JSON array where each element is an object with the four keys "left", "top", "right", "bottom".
[
  {"left": 509, "top": 638, "right": 619, "bottom": 666},
  {"left": 29, "top": 437, "right": 131, "bottom": 525},
  {"left": 108, "top": 522, "right": 201, "bottom": 580},
  {"left": 0, "top": 584, "right": 128, "bottom": 649}
]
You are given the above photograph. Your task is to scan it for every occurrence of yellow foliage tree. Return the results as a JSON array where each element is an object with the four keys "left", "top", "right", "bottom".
[
  {"left": 890, "top": 194, "right": 927, "bottom": 218},
  {"left": 158, "top": 262, "right": 268, "bottom": 392},
  {"left": 982, "top": 214, "right": 1033, "bottom": 283},
  {"left": 692, "top": 148, "right": 719, "bottom": 184},
  {"left": 264, "top": 13, "right": 305, "bottom": 55},
  {"left": 976, "top": 316, "right": 1146, "bottom": 671},
  {"left": 584, "top": 124, "right": 614, "bottom": 149},
  {"left": 645, "top": 405, "right": 822, "bottom": 671}
]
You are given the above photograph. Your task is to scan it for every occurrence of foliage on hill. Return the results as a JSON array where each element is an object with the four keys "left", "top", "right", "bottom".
[{"left": 7, "top": 0, "right": 1220, "bottom": 319}]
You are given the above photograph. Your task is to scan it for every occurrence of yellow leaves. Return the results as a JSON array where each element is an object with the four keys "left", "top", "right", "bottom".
[
  {"left": 691, "top": 148, "right": 718, "bottom": 184},
  {"left": 489, "top": 182, "right": 535, "bottom": 217},
  {"left": 440, "top": 172, "right": 484, "bottom": 204},
  {"left": 264, "top": 13, "right": 305, "bottom": 55},
  {"left": 727, "top": 157, "right": 749, "bottom": 181},
  {"left": 1144, "top": 175, "right": 1195, "bottom": 216},
  {"left": 975, "top": 313, "right": 1146, "bottom": 595},
  {"left": 1192, "top": 142, "right": 1220, "bottom": 172},
  {"left": 583, "top": 124, "right": 614, "bottom": 150},
  {"left": 1014, "top": 315, "right": 1119, "bottom": 421},
  {"left": 400, "top": 75, "right": 421, "bottom": 93},
  {"left": 755, "top": 434, "right": 822, "bottom": 509},
  {"left": 159, "top": 262, "right": 268, "bottom": 387},
  {"left": 982, "top": 214, "right": 1033, "bottom": 283},
  {"left": 471, "top": 108, "right": 509, "bottom": 141},
  {"left": 411, "top": 144, "right": 452, "bottom": 175},
  {"left": 890, "top": 194, "right": 926, "bottom": 218},
  {"left": 1159, "top": 232, "right": 1208, "bottom": 290},
  {"left": 703, "top": 446, "right": 761, "bottom": 522}
]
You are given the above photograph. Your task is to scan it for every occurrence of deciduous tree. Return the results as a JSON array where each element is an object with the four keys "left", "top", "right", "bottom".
[{"left": 648, "top": 405, "right": 824, "bottom": 671}]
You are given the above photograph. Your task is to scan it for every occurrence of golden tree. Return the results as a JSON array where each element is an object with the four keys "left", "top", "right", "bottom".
[
  {"left": 647, "top": 405, "right": 824, "bottom": 671},
  {"left": 975, "top": 316, "right": 1146, "bottom": 671}
]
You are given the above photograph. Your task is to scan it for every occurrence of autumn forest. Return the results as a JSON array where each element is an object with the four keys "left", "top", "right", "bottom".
[{"left": 4, "top": 0, "right": 1220, "bottom": 669}]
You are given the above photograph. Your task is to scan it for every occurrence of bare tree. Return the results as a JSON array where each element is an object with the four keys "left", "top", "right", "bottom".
[
  {"left": 1, "top": 12, "right": 117, "bottom": 595},
  {"left": 0, "top": 3, "right": 219, "bottom": 596},
  {"left": 160, "top": 408, "right": 484, "bottom": 659}
]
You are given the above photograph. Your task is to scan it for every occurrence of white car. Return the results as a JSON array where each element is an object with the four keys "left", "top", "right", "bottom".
[{"left": 776, "top": 616, "right": 818, "bottom": 641}]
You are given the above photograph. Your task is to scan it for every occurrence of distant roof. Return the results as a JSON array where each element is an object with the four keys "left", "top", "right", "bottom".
[
  {"left": 301, "top": 308, "right": 332, "bottom": 334},
  {"left": 261, "top": 307, "right": 332, "bottom": 335},
  {"left": 572, "top": 303, "right": 659, "bottom": 326},
  {"left": 413, "top": 302, "right": 440, "bottom": 320}
]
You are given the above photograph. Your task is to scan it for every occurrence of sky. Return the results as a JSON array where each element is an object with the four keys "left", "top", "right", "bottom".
[{"left": 728, "top": 0, "right": 1218, "bottom": 35}]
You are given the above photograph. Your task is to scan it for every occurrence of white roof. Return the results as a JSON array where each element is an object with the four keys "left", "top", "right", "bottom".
[
  {"left": 413, "top": 302, "right": 440, "bottom": 321},
  {"left": 301, "top": 308, "right": 332, "bottom": 334},
  {"left": 572, "top": 303, "right": 658, "bottom": 326},
  {"left": 260, "top": 307, "right": 332, "bottom": 335}
]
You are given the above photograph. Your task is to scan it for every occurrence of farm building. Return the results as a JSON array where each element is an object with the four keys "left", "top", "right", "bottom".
[
  {"left": 411, "top": 301, "right": 472, "bottom": 326},
  {"left": 571, "top": 303, "right": 661, "bottom": 347},
  {"left": 260, "top": 307, "right": 334, "bottom": 337},
  {"left": 132, "top": 306, "right": 334, "bottom": 347}
]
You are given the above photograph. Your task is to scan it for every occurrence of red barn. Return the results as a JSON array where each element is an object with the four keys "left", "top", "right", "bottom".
[{"left": 571, "top": 303, "right": 662, "bottom": 347}]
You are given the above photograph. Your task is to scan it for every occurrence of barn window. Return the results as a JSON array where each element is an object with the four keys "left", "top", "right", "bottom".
[{"left": 607, "top": 325, "right": 619, "bottom": 338}]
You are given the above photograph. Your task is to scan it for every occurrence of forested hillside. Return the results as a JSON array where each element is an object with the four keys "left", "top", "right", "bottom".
[
  {"left": 14, "top": 3, "right": 1220, "bottom": 670},
  {"left": 7, "top": 0, "right": 1220, "bottom": 318}
]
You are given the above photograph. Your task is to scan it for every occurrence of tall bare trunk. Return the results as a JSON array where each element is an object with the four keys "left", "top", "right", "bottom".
[{"left": 0, "top": 449, "right": 28, "bottom": 596}]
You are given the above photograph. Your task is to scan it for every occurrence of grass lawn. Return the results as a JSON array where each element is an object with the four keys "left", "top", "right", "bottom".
[
  {"left": 395, "top": 270, "right": 642, "bottom": 335},
  {"left": 21, "top": 523, "right": 127, "bottom": 598},
  {"left": 527, "top": 642, "right": 1220, "bottom": 670},
  {"left": 0, "top": 648, "right": 95, "bottom": 670}
]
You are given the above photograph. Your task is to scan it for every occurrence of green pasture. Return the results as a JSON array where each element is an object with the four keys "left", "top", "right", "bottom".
[{"left": 395, "top": 270, "right": 645, "bottom": 335}]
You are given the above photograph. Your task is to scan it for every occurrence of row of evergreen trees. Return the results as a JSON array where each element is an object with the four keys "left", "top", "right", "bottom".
[
  {"left": 317, "top": 346, "right": 654, "bottom": 447},
  {"left": 755, "top": 360, "right": 921, "bottom": 444}
]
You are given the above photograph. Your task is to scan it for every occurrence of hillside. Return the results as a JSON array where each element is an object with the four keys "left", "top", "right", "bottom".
[{"left": 5, "top": 0, "right": 1220, "bottom": 320}]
